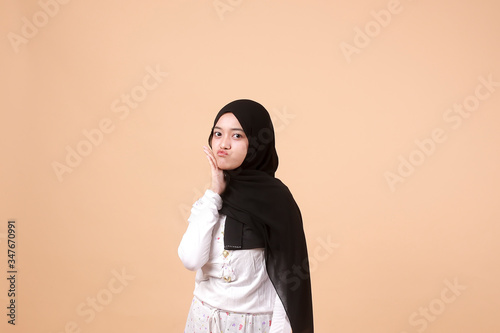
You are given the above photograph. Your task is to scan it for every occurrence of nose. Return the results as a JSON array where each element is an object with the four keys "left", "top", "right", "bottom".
[{"left": 220, "top": 135, "right": 231, "bottom": 149}]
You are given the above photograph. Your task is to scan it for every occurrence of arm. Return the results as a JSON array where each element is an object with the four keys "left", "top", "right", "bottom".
[
  {"left": 178, "top": 189, "right": 222, "bottom": 271},
  {"left": 270, "top": 293, "right": 292, "bottom": 333}
]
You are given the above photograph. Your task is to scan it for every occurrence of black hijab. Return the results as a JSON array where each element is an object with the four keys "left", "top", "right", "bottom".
[{"left": 208, "top": 99, "right": 314, "bottom": 333}]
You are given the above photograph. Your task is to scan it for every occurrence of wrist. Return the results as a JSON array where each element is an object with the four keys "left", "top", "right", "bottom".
[{"left": 209, "top": 186, "right": 222, "bottom": 195}]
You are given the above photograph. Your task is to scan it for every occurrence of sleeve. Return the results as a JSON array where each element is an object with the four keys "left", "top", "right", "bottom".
[
  {"left": 269, "top": 293, "right": 292, "bottom": 333},
  {"left": 178, "top": 189, "right": 223, "bottom": 271}
]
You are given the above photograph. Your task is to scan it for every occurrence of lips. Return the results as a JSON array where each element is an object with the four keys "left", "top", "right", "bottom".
[{"left": 217, "top": 150, "right": 228, "bottom": 156}]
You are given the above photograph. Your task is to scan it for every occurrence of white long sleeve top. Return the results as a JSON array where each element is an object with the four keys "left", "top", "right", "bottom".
[{"left": 178, "top": 189, "right": 291, "bottom": 333}]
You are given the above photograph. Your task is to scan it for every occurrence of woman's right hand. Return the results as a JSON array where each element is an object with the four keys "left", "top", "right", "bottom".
[{"left": 203, "top": 146, "right": 226, "bottom": 195}]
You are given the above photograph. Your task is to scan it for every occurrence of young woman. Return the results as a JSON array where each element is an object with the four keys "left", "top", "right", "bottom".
[{"left": 178, "top": 99, "right": 313, "bottom": 333}]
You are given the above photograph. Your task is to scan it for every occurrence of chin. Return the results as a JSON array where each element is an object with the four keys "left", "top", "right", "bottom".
[
  {"left": 218, "top": 164, "right": 233, "bottom": 171},
  {"left": 216, "top": 156, "right": 244, "bottom": 171},
  {"left": 217, "top": 161, "right": 237, "bottom": 171}
]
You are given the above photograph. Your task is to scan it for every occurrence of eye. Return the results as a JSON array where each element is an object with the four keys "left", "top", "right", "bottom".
[
  {"left": 233, "top": 133, "right": 244, "bottom": 139},
  {"left": 213, "top": 131, "right": 222, "bottom": 137}
]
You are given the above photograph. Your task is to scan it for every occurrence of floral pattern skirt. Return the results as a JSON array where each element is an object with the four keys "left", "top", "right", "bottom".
[{"left": 184, "top": 296, "right": 273, "bottom": 333}]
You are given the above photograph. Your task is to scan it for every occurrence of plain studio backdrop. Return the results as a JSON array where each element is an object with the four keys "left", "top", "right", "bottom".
[{"left": 1, "top": 1, "right": 499, "bottom": 332}]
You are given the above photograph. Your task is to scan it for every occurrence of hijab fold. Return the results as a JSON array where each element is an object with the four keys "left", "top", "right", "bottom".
[{"left": 208, "top": 99, "right": 314, "bottom": 333}]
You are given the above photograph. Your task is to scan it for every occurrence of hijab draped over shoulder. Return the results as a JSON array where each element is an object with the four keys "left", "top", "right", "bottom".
[{"left": 208, "top": 99, "right": 314, "bottom": 333}]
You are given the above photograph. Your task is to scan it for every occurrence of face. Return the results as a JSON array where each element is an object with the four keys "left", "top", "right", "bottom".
[{"left": 211, "top": 112, "right": 249, "bottom": 170}]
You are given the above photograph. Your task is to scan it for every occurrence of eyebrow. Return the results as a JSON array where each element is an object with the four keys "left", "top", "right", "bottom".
[{"left": 213, "top": 126, "right": 245, "bottom": 132}]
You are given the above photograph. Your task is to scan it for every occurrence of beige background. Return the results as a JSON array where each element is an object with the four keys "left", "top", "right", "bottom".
[{"left": 1, "top": 0, "right": 499, "bottom": 332}]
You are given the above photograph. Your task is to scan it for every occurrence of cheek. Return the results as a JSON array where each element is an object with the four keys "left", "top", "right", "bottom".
[
  {"left": 241, "top": 141, "right": 249, "bottom": 156},
  {"left": 235, "top": 143, "right": 248, "bottom": 160}
]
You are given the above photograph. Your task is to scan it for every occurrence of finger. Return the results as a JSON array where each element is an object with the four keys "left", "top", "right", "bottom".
[
  {"left": 202, "top": 146, "right": 213, "bottom": 158},
  {"left": 202, "top": 146, "right": 213, "bottom": 160},
  {"left": 203, "top": 146, "right": 216, "bottom": 160},
  {"left": 203, "top": 148, "right": 219, "bottom": 171},
  {"left": 205, "top": 153, "right": 217, "bottom": 170},
  {"left": 209, "top": 155, "right": 220, "bottom": 171},
  {"left": 204, "top": 147, "right": 221, "bottom": 169}
]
